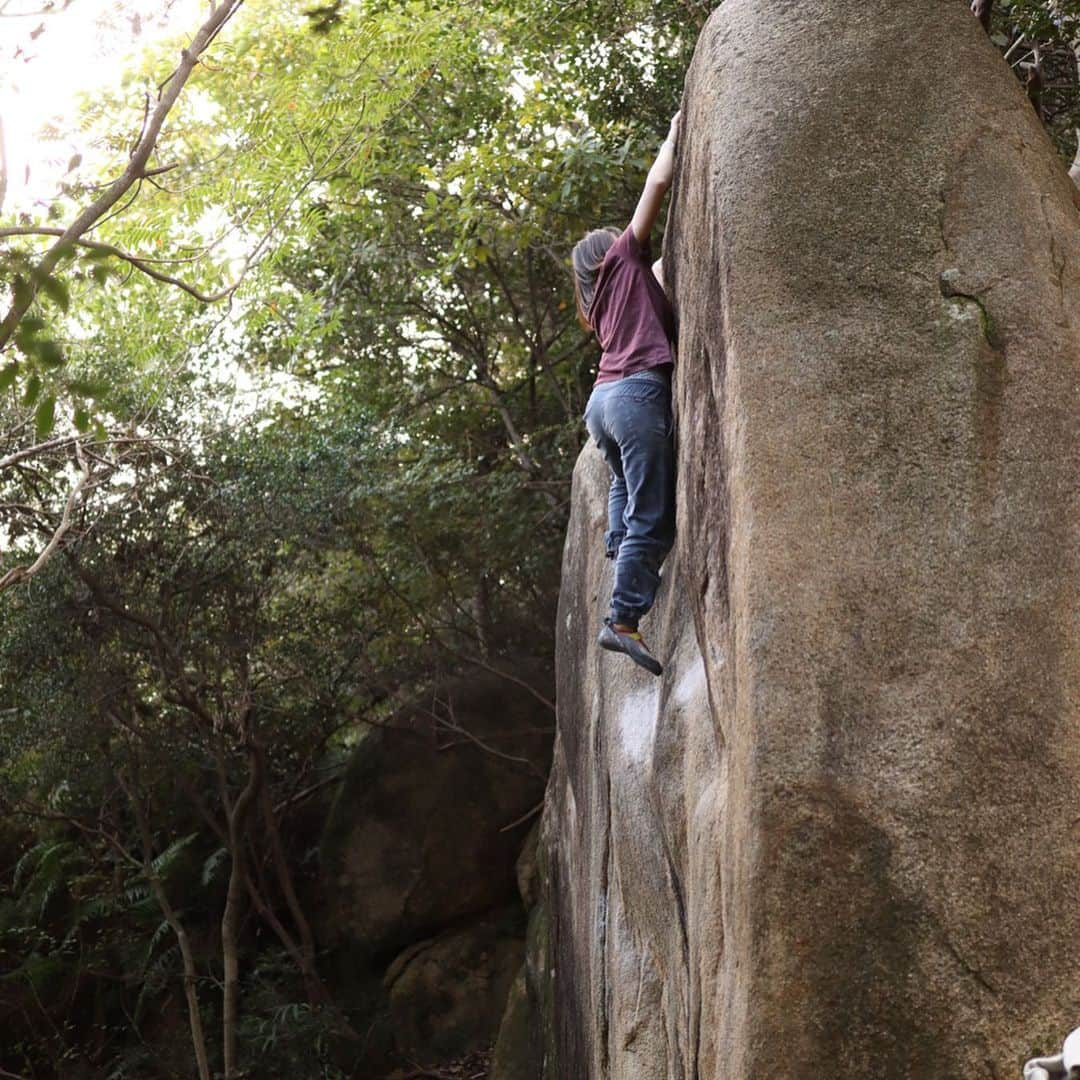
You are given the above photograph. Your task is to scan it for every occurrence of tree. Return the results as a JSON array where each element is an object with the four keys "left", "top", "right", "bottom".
[
  {"left": 1, "top": 399, "right": 386, "bottom": 1077},
  {"left": 978, "top": 0, "right": 1080, "bottom": 172},
  {"left": 0, "top": 0, "right": 472, "bottom": 597},
  {"left": 0, "top": 2, "right": 246, "bottom": 597}
]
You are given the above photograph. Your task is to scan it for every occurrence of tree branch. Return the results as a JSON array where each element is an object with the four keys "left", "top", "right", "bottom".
[
  {"left": 0, "top": 439, "right": 90, "bottom": 591},
  {"left": 0, "top": 0, "right": 245, "bottom": 352},
  {"left": 0, "top": 433, "right": 83, "bottom": 471},
  {"left": 0, "top": 226, "right": 244, "bottom": 303}
]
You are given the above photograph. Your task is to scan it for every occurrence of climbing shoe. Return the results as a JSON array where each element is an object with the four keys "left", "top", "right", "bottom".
[{"left": 597, "top": 618, "right": 663, "bottom": 677}]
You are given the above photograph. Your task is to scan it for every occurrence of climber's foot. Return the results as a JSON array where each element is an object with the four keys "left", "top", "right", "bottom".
[{"left": 597, "top": 617, "right": 662, "bottom": 677}]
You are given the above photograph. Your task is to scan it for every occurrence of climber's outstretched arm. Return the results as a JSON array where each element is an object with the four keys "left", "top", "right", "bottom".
[{"left": 630, "top": 110, "right": 681, "bottom": 248}]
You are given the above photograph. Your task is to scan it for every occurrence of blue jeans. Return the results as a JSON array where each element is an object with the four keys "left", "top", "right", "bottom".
[{"left": 583, "top": 369, "right": 676, "bottom": 629}]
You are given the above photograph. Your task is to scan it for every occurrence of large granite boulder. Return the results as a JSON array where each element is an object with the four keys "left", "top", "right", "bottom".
[
  {"left": 318, "top": 663, "right": 553, "bottom": 959},
  {"left": 383, "top": 905, "right": 525, "bottom": 1064},
  {"left": 540, "top": 2, "right": 1080, "bottom": 1078},
  {"left": 489, "top": 821, "right": 548, "bottom": 1080},
  {"left": 490, "top": 965, "right": 537, "bottom": 1080}
]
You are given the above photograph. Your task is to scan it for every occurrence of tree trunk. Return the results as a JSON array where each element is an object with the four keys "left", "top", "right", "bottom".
[
  {"left": 220, "top": 738, "right": 262, "bottom": 1080},
  {"left": 257, "top": 762, "right": 346, "bottom": 1021},
  {"left": 237, "top": 757, "right": 359, "bottom": 1039},
  {"left": 473, "top": 572, "right": 492, "bottom": 658},
  {"left": 122, "top": 776, "right": 212, "bottom": 1080}
]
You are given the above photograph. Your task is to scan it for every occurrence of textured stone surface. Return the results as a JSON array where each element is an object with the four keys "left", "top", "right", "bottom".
[
  {"left": 490, "top": 966, "right": 540, "bottom": 1080},
  {"left": 540, "top": 2, "right": 1080, "bottom": 1077},
  {"left": 318, "top": 664, "right": 552, "bottom": 957},
  {"left": 384, "top": 906, "right": 525, "bottom": 1064},
  {"left": 489, "top": 821, "right": 548, "bottom": 1080},
  {"left": 516, "top": 820, "right": 541, "bottom": 909}
]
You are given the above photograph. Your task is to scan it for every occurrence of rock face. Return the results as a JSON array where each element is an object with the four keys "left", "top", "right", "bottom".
[
  {"left": 319, "top": 664, "right": 552, "bottom": 959},
  {"left": 540, "top": 3, "right": 1080, "bottom": 1078},
  {"left": 316, "top": 665, "right": 552, "bottom": 1073},
  {"left": 491, "top": 963, "right": 541, "bottom": 1080},
  {"left": 384, "top": 905, "right": 525, "bottom": 1064}
]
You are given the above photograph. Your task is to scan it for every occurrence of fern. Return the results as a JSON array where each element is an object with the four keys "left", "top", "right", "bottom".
[
  {"left": 10, "top": 839, "right": 79, "bottom": 922},
  {"left": 148, "top": 831, "right": 199, "bottom": 877},
  {"left": 201, "top": 844, "right": 228, "bottom": 887},
  {"left": 12, "top": 839, "right": 68, "bottom": 891},
  {"left": 10, "top": 843, "right": 40, "bottom": 893},
  {"left": 142, "top": 917, "right": 172, "bottom": 968},
  {"left": 132, "top": 941, "right": 180, "bottom": 1028}
]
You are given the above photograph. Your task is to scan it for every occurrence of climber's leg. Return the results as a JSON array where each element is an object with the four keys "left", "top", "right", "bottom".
[
  {"left": 584, "top": 385, "right": 628, "bottom": 558},
  {"left": 605, "top": 474, "right": 628, "bottom": 560},
  {"left": 604, "top": 372, "right": 675, "bottom": 629}
]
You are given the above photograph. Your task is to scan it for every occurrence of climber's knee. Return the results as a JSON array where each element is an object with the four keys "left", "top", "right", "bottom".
[{"left": 604, "top": 528, "right": 626, "bottom": 559}]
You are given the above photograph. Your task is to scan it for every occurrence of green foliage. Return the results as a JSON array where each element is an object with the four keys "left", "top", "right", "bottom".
[
  {"left": 238, "top": 987, "right": 351, "bottom": 1080},
  {"left": 1, "top": 0, "right": 495, "bottom": 413},
  {"left": 996, "top": 0, "right": 1080, "bottom": 43},
  {"left": 0, "top": 823, "right": 198, "bottom": 1079},
  {"left": 1, "top": 380, "right": 485, "bottom": 1068},
  {"left": 7, "top": 0, "right": 1079, "bottom": 1076},
  {"left": 991, "top": 0, "right": 1080, "bottom": 159}
]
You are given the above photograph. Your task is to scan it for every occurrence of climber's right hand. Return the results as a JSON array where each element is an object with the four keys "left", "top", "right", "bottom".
[{"left": 667, "top": 110, "right": 682, "bottom": 146}]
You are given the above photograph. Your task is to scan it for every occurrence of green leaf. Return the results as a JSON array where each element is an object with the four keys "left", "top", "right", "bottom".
[
  {"left": 73, "top": 406, "right": 91, "bottom": 433},
  {"left": 150, "top": 833, "right": 199, "bottom": 877},
  {"left": 12, "top": 275, "right": 33, "bottom": 309},
  {"left": 22, "top": 373, "right": 41, "bottom": 408},
  {"left": 37, "top": 339, "right": 65, "bottom": 369},
  {"left": 68, "top": 377, "right": 108, "bottom": 399},
  {"left": 14, "top": 327, "right": 37, "bottom": 356},
  {"left": 201, "top": 847, "right": 228, "bottom": 886},
  {"left": 34, "top": 394, "right": 56, "bottom": 438},
  {"left": 38, "top": 275, "right": 70, "bottom": 313},
  {"left": 0, "top": 363, "right": 19, "bottom": 392}
]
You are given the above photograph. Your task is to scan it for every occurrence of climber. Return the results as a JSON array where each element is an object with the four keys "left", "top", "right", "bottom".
[{"left": 571, "top": 109, "right": 681, "bottom": 677}]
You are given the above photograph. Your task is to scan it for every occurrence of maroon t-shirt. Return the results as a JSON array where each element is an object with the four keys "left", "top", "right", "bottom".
[{"left": 588, "top": 226, "right": 675, "bottom": 386}]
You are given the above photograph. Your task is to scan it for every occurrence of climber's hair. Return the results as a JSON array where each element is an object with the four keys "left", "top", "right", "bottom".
[{"left": 571, "top": 226, "right": 621, "bottom": 331}]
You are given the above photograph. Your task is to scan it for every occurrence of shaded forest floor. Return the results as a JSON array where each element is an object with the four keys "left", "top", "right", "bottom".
[{"left": 388, "top": 1046, "right": 493, "bottom": 1079}]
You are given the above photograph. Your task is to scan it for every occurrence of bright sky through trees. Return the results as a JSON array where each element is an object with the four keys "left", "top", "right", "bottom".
[{"left": 0, "top": 0, "right": 200, "bottom": 213}]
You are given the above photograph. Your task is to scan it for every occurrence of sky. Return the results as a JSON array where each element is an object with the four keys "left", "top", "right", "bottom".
[
  {"left": 0, "top": 0, "right": 312, "bottom": 422},
  {"left": 0, "top": 0, "right": 202, "bottom": 214}
]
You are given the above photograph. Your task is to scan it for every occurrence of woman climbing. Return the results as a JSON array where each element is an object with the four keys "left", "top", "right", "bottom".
[{"left": 571, "top": 110, "right": 681, "bottom": 677}]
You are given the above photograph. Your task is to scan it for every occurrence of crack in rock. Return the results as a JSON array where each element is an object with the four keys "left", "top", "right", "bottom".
[{"left": 939, "top": 268, "right": 1004, "bottom": 350}]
